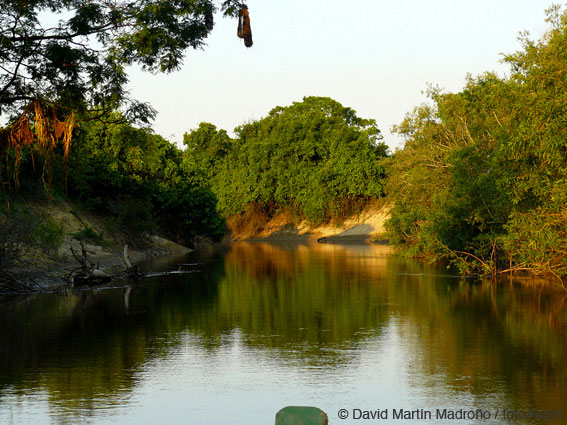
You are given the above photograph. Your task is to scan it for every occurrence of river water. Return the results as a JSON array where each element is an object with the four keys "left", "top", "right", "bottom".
[{"left": 0, "top": 242, "right": 566, "bottom": 425}]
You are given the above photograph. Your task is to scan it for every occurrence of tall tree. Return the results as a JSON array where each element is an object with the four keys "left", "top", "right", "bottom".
[
  {"left": 1, "top": 0, "right": 249, "bottom": 193},
  {"left": 0, "top": 0, "right": 246, "bottom": 121}
]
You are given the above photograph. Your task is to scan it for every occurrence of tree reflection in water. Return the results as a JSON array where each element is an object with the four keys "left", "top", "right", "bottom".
[{"left": 0, "top": 242, "right": 566, "bottom": 424}]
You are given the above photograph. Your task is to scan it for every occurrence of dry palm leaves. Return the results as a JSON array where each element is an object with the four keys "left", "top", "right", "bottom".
[
  {"left": 0, "top": 101, "right": 75, "bottom": 197},
  {"left": 237, "top": 5, "right": 253, "bottom": 47}
]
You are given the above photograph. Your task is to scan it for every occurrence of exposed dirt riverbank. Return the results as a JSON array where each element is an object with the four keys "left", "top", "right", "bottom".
[
  {"left": 2, "top": 197, "right": 193, "bottom": 291},
  {"left": 2, "top": 197, "right": 390, "bottom": 293},
  {"left": 229, "top": 201, "right": 391, "bottom": 243}
]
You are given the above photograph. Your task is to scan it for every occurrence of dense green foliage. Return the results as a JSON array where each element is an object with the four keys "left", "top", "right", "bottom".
[
  {"left": 184, "top": 97, "right": 389, "bottom": 222},
  {"left": 386, "top": 5, "right": 567, "bottom": 281},
  {"left": 64, "top": 117, "right": 225, "bottom": 245},
  {"left": 0, "top": 115, "right": 225, "bottom": 260},
  {"left": 0, "top": 0, "right": 244, "bottom": 121},
  {"left": 1, "top": 0, "right": 242, "bottom": 252}
]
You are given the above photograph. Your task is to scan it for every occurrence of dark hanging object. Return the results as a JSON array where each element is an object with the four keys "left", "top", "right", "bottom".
[{"left": 237, "top": 5, "right": 253, "bottom": 47}]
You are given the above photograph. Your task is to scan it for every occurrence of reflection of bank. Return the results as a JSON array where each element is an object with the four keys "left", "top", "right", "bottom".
[
  {"left": 1, "top": 242, "right": 567, "bottom": 425},
  {"left": 224, "top": 241, "right": 396, "bottom": 283},
  {"left": 217, "top": 241, "right": 400, "bottom": 369},
  {"left": 223, "top": 241, "right": 567, "bottom": 420}
]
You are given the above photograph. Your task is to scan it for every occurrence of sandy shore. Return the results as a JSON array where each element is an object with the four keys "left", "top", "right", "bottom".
[{"left": 232, "top": 202, "right": 391, "bottom": 243}]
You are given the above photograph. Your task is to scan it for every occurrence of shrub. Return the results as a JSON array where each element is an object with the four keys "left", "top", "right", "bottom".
[
  {"left": 71, "top": 226, "right": 107, "bottom": 246},
  {"left": 34, "top": 219, "right": 64, "bottom": 256}
]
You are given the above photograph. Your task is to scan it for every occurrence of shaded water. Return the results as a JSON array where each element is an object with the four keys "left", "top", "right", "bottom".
[{"left": 1, "top": 242, "right": 566, "bottom": 424}]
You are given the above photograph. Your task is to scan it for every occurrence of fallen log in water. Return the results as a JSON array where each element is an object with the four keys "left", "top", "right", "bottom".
[
  {"left": 66, "top": 242, "right": 112, "bottom": 286},
  {"left": 66, "top": 243, "right": 144, "bottom": 287},
  {"left": 2, "top": 241, "right": 190, "bottom": 295}
]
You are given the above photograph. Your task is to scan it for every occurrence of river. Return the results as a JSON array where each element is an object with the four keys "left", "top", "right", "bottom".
[{"left": 0, "top": 241, "right": 566, "bottom": 424}]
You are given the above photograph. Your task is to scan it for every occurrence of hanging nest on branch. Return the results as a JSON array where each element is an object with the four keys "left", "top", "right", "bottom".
[
  {"left": 237, "top": 5, "right": 253, "bottom": 47},
  {"left": 0, "top": 100, "right": 75, "bottom": 197}
]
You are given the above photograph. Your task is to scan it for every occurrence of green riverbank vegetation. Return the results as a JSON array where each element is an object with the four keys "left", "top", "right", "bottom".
[
  {"left": 385, "top": 5, "right": 567, "bottom": 283},
  {"left": 1, "top": 3, "right": 567, "bottom": 285},
  {"left": 182, "top": 96, "right": 388, "bottom": 228}
]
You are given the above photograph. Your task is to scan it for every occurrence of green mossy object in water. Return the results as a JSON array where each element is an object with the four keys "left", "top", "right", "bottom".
[{"left": 275, "top": 406, "right": 328, "bottom": 425}]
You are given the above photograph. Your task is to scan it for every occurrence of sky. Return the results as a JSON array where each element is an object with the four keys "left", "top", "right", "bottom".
[{"left": 128, "top": 1, "right": 550, "bottom": 149}]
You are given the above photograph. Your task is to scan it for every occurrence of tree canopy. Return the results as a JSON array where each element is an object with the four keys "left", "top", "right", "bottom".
[
  {"left": 385, "top": 5, "right": 567, "bottom": 281},
  {"left": 183, "top": 96, "right": 389, "bottom": 223},
  {"left": 0, "top": 0, "right": 246, "bottom": 121},
  {"left": 63, "top": 115, "right": 225, "bottom": 245}
]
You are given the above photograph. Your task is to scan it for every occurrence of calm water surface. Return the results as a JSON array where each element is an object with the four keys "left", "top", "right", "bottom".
[{"left": 1, "top": 242, "right": 566, "bottom": 425}]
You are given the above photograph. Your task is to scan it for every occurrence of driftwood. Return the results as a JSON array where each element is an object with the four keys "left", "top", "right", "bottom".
[
  {"left": 66, "top": 243, "right": 144, "bottom": 287},
  {"left": 2, "top": 241, "right": 192, "bottom": 295},
  {"left": 67, "top": 242, "right": 112, "bottom": 286},
  {"left": 123, "top": 244, "right": 143, "bottom": 281}
]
